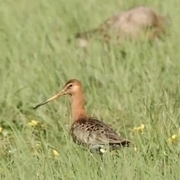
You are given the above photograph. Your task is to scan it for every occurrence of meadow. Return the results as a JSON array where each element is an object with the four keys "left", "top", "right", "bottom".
[{"left": 0, "top": 0, "right": 180, "bottom": 179}]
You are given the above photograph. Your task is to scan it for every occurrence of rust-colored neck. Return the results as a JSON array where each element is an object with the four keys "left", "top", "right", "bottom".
[{"left": 71, "top": 90, "right": 87, "bottom": 121}]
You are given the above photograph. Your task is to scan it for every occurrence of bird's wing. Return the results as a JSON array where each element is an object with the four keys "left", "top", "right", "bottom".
[{"left": 70, "top": 118, "right": 129, "bottom": 148}]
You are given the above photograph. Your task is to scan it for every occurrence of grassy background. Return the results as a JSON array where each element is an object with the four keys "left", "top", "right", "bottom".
[{"left": 0, "top": 0, "right": 180, "bottom": 179}]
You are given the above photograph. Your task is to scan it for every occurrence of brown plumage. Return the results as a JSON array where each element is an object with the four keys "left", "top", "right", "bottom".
[
  {"left": 33, "top": 79, "right": 130, "bottom": 153},
  {"left": 76, "top": 6, "right": 168, "bottom": 47}
]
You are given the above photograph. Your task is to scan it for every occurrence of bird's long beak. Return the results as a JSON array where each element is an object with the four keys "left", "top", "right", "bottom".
[{"left": 33, "top": 89, "right": 66, "bottom": 109}]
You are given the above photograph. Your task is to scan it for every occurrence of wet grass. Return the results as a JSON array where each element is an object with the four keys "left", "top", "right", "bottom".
[{"left": 0, "top": 0, "right": 180, "bottom": 179}]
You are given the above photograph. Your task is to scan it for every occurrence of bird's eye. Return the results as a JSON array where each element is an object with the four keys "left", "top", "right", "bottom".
[{"left": 67, "top": 84, "right": 73, "bottom": 89}]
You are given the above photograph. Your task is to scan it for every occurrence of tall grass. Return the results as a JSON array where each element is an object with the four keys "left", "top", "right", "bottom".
[{"left": 0, "top": 0, "right": 180, "bottom": 179}]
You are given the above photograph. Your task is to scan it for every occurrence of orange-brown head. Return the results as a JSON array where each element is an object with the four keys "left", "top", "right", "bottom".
[{"left": 33, "top": 79, "right": 83, "bottom": 109}]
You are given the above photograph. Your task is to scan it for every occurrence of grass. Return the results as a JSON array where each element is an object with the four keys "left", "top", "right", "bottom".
[{"left": 0, "top": 0, "right": 180, "bottom": 179}]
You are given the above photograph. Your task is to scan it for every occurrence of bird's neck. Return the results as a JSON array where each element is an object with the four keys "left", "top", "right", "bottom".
[{"left": 71, "top": 92, "right": 87, "bottom": 121}]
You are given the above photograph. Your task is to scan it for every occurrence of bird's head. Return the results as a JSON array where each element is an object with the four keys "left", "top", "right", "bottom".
[{"left": 33, "top": 79, "right": 83, "bottom": 109}]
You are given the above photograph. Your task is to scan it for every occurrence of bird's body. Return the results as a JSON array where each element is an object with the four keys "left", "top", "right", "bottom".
[
  {"left": 76, "top": 6, "right": 168, "bottom": 47},
  {"left": 70, "top": 118, "right": 130, "bottom": 153},
  {"left": 33, "top": 79, "right": 130, "bottom": 153}
]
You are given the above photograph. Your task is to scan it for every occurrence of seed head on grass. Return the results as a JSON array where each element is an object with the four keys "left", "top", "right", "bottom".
[{"left": 35, "top": 143, "right": 41, "bottom": 148}]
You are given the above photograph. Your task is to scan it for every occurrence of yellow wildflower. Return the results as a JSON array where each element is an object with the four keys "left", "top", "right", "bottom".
[
  {"left": 28, "top": 120, "right": 39, "bottom": 127},
  {"left": 133, "top": 124, "right": 145, "bottom": 133},
  {"left": 0, "top": 126, "right": 3, "bottom": 133},
  {"left": 52, "top": 149, "right": 60, "bottom": 157},
  {"left": 168, "top": 134, "right": 179, "bottom": 144}
]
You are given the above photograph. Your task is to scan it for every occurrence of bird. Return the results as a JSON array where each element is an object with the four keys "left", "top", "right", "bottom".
[
  {"left": 76, "top": 6, "right": 168, "bottom": 47},
  {"left": 33, "top": 79, "right": 130, "bottom": 154}
]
